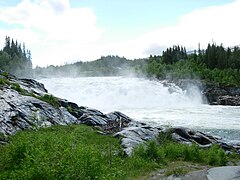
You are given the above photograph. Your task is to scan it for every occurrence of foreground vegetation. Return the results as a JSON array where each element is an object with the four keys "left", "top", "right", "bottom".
[{"left": 0, "top": 125, "right": 239, "bottom": 179}]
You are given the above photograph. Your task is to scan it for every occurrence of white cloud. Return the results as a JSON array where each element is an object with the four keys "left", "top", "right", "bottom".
[
  {"left": 86, "top": 0, "right": 240, "bottom": 60},
  {"left": 0, "top": 0, "right": 240, "bottom": 66},
  {"left": 134, "top": 0, "right": 240, "bottom": 56},
  {"left": 0, "top": 0, "right": 103, "bottom": 67}
]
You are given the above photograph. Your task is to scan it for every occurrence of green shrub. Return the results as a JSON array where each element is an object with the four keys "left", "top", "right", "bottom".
[
  {"left": 0, "top": 77, "right": 9, "bottom": 85},
  {"left": 145, "top": 141, "right": 159, "bottom": 162},
  {"left": 165, "top": 167, "right": 187, "bottom": 176},
  {"left": 0, "top": 125, "right": 125, "bottom": 179},
  {"left": 132, "top": 136, "right": 229, "bottom": 167},
  {"left": 1, "top": 71, "right": 9, "bottom": 77},
  {"left": 11, "top": 83, "right": 26, "bottom": 94},
  {"left": 38, "top": 94, "right": 60, "bottom": 107},
  {"left": 157, "top": 129, "right": 173, "bottom": 144},
  {"left": 206, "top": 145, "right": 227, "bottom": 166},
  {"left": 183, "top": 143, "right": 203, "bottom": 162},
  {"left": 67, "top": 105, "right": 73, "bottom": 113}
]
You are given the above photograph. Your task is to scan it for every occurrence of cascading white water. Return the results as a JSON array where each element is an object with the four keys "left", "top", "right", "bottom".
[
  {"left": 39, "top": 77, "right": 203, "bottom": 110},
  {"left": 39, "top": 77, "right": 240, "bottom": 143}
]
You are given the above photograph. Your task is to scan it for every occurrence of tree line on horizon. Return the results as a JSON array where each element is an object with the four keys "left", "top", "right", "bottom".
[
  {"left": 0, "top": 36, "right": 32, "bottom": 77},
  {"left": 0, "top": 35, "right": 240, "bottom": 85},
  {"left": 146, "top": 44, "right": 240, "bottom": 85},
  {"left": 34, "top": 55, "right": 146, "bottom": 77}
]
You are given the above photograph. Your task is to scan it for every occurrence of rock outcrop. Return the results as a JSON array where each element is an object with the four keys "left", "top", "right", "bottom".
[
  {"left": 175, "top": 79, "right": 240, "bottom": 106},
  {"left": 203, "top": 84, "right": 240, "bottom": 106},
  {"left": 0, "top": 71, "right": 240, "bottom": 155},
  {"left": 150, "top": 166, "right": 240, "bottom": 180}
]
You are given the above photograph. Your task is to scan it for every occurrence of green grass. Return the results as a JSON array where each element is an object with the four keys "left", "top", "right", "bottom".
[
  {"left": 1, "top": 125, "right": 154, "bottom": 180},
  {"left": 9, "top": 82, "right": 59, "bottom": 108},
  {"left": 11, "top": 83, "right": 26, "bottom": 94},
  {"left": 0, "top": 125, "right": 239, "bottom": 179},
  {"left": 133, "top": 140, "right": 228, "bottom": 166},
  {"left": 0, "top": 77, "right": 9, "bottom": 85},
  {"left": 1, "top": 71, "right": 9, "bottom": 78},
  {"left": 1, "top": 76, "right": 59, "bottom": 109},
  {"left": 38, "top": 94, "right": 60, "bottom": 107}
]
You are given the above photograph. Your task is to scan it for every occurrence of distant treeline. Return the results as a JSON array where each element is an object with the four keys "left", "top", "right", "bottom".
[
  {"left": 0, "top": 36, "right": 240, "bottom": 86},
  {"left": 145, "top": 44, "right": 240, "bottom": 85},
  {"left": 0, "top": 36, "right": 32, "bottom": 77},
  {"left": 34, "top": 56, "right": 146, "bottom": 77}
]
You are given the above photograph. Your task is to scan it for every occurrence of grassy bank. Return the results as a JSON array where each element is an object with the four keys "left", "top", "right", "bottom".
[{"left": 0, "top": 125, "right": 239, "bottom": 179}]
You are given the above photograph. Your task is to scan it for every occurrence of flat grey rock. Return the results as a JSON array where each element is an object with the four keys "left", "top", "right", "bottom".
[{"left": 207, "top": 166, "right": 240, "bottom": 180}]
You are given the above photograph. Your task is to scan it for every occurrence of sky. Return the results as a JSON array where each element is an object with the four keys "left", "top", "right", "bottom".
[{"left": 0, "top": 0, "right": 239, "bottom": 67}]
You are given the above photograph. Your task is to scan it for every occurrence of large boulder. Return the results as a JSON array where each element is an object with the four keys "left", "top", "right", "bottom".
[
  {"left": 217, "top": 95, "right": 240, "bottom": 106},
  {"left": 171, "top": 127, "right": 240, "bottom": 153},
  {"left": 114, "top": 121, "right": 161, "bottom": 155},
  {"left": 0, "top": 83, "right": 77, "bottom": 136}
]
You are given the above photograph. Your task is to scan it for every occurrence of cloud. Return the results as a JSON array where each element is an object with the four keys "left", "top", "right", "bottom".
[
  {"left": 0, "top": 0, "right": 240, "bottom": 66},
  {"left": 136, "top": 0, "right": 240, "bottom": 56},
  {"left": 0, "top": 0, "right": 103, "bottom": 66},
  {"left": 91, "top": 0, "right": 240, "bottom": 60}
]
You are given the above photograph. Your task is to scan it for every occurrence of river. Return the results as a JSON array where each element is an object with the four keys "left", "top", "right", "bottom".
[{"left": 39, "top": 77, "right": 240, "bottom": 144}]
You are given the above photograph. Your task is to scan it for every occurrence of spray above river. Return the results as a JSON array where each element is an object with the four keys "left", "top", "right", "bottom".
[{"left": 39, "top": 77, "right": 240, "bottom": 143}]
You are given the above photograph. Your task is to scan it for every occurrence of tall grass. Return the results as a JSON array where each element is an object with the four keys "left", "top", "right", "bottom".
[
  {"left": 133, "top": 139, "right": 228, "bottom": 166},
  {"left": 0, "top": 77, "right": 9, "bottom": 85},
  {"left": 0, "top": 125, "right": 238, "bottom": 179},
  {"left": 38, "top": 94, "right": 60, "bottom": 107}
]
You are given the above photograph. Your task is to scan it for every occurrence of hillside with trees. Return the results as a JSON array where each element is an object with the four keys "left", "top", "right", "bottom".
[
  {"left": 33, "top": 55, "right": 146, "bottom": 77},
  {"left": 0, "top": 36, "right": 32, "bottom": 77},
  {"left": 144, "top": 44, "right": 240, "bottom": 86},
  {"left": 0, "top": 35, "right": 239, "bottom": 86}
]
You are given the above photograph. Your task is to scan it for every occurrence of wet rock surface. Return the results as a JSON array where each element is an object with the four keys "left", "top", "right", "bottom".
[
  {"left": 160, "top": 166, "right": 240, "bottom": 180},
  {"left": 203, "top": 84, "right": 240, "bottom": 106},
  {"left": 174, "top": 79, "right": 240, "bottom": 106}
]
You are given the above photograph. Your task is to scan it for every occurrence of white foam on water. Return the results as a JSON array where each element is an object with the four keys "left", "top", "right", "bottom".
[{"left": 39, "top": 77, "right": 240, "bottom": 143}]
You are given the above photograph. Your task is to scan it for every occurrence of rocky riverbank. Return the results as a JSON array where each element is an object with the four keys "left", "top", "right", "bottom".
[
  {"left": 175, "top": 79, "right": 240, "bottom": 106},
  {"left": 203, "top": 84, "right": 240, "bottom": 106},
  {"left": 1, "top": 71, "right": 240, "bottom": 155}
]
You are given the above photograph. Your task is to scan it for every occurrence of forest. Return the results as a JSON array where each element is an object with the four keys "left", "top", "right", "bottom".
[
  {"left": 0, "top": 36, "right": 32, "bottom": 77},
  {"left": 0, "top": 36, "right": 240, "bottom": 86},
  {"left": 145, "top": 44, "right": 240, "bottom": 85},
  {"left": 33, "top": 55, "right": 145, "bottom": 77}
]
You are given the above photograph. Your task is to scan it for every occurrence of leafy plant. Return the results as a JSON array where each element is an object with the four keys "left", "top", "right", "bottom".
[
  {"left": 1, "top": 71, "right": 9, "bottom": 77},
  {"left": 165, "top": 167, "right": 187, "bottom": 176},
  {"left": 0, "top": 77, "right": 9, "bottom": 85},
  {"left": 11, "top": 83, "right": 26, "bottom": 94},
  {"left": 38, "top": 94, "right": 60, "bottom": 107}
]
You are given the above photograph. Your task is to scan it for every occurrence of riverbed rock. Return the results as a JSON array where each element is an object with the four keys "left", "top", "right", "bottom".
[
  {"left": 207, "top": 166, "right": 240, "bottom": 180},
  {"left": 114, "top": 122, "right": 161, "bottom": 155},
  {"left": 203, "top": 84, "right": 240, "bottom": 106},
  {"left": 174, "top": 79, "right": 240, "bottom": 106},
  {"left": 170, "top": 127, "right": 240, "bottom": 153},
  {"left": 217, "top": 95, "right": 240, "bottom": 106},
  {"left": 152, "top": 166, "right": 240, "bottom": 180},
  {"left": 0, "top": 88, "right": 77, "bottom": 135}
]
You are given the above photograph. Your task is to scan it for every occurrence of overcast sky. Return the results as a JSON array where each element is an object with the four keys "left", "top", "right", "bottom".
[{"left": 0, "top": 0, "right": 239, "bottom": 67}]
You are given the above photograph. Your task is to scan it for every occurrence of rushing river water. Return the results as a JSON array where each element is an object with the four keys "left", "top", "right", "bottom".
[{"left": 39, "top": 77, "right": 240, "bottom": 144}]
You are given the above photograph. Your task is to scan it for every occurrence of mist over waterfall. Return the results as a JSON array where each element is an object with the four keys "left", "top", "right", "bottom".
[
  {"left": 39, "top": 77, "right": 240, "bottom": 143},
  {"left": 39, "top": 77, "right": 203, "bottom": 111}
]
